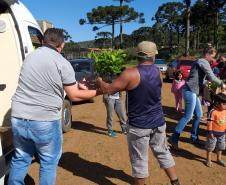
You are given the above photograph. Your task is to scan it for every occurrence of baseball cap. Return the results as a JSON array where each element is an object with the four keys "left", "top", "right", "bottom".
[{"left": 137, "top": 41, "right": 158, "bottom": 58}]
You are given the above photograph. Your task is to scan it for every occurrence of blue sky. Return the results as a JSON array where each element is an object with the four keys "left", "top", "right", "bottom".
[{"left": 21, "top": 0, "right": 194, "bottom": 42}]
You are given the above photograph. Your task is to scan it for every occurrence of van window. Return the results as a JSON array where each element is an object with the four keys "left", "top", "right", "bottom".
[{"left": 28, "top": 26, "right": 43, "bottom": 49}]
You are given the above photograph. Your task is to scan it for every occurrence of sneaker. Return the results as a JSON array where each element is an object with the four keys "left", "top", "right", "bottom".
[
  {"left": 121, "top": 126, "right": 127, "bottom": 134},
  {"left": 171, "top": 179, "right": 180, "bottom": 185},
  {"left": 108, "top": 130, "right": 117, "bottom": 138}
]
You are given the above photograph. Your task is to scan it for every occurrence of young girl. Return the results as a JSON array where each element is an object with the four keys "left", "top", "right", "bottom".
[{"left": 171, "top": 70, "right": 185, "bottom": 112}]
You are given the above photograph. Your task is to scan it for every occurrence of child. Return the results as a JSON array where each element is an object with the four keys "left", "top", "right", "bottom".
[
  {"left": 205, "top": 93, "right": 226, "bottom": 167},
  {"left": 171, "top": 70, "right": 185, "bottom": 112}
]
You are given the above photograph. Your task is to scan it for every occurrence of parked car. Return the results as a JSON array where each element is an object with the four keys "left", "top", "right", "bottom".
[
  {"left": 155, "top": 59, "right": 168, "bottom": 73},
  {"left": 70, "top": 58, "right": 96, "bottom": 83},
  {"left": 165, "top": 57, "right": 196, "bottom": 80},
  {"left": 69, "top": 58, "right": 96, "bottom": 102}
]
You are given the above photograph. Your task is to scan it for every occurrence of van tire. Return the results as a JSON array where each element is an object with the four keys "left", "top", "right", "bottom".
[{"left": 61, "top": 99, "right": 72, "bottom": 133}]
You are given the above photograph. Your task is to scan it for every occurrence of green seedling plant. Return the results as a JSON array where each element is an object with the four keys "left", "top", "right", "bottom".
[{"left": 88, "top": 49, "right": 127, "bottom": 82}]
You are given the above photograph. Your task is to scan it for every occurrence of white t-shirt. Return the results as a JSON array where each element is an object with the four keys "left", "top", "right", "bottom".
[{"left": 109, "top": 92, "right": 120, "bottom": 99}]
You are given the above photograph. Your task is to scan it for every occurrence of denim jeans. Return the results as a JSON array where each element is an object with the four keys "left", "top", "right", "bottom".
[
  {"left": 171, "top": 88, "right": 202, "bottom": 144},
  {"left": 104, "top": 97, "right": 127, "bottom": 131},
  {"left": 8, "top": 117, "right": 62, "bottom": 185}
]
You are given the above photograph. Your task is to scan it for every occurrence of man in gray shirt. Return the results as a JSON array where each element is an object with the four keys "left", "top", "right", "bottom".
[{"left": 8, "top": 28, "right": 99, "bottom": 185}]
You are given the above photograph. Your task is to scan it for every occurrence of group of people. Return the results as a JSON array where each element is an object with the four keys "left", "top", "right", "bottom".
[
  {"left": 170, "top": 46, "right": 226, "bottom": 168},
  {"left": 7, "top": 27, "right": 225, "bottom": 185}
]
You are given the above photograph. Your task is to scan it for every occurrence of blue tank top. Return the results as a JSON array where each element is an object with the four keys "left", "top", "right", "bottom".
[{"left": 127, "top": 64, "right": 165, "bottom": 129}]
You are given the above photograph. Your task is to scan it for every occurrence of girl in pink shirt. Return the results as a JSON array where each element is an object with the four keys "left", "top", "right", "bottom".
[{"left": 171, "top": 70, "right": 185, "bottom": 112}]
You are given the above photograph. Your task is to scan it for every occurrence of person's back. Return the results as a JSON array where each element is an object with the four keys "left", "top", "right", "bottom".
[
  {"left": 127, "top": 64, "right": 164, "bottom": 129},
  {"left": 8, "top": 28, "right": 99, "bottom": 185},
  {"left": 11, "top": 46, "right": 73, "bottom": 121},
  {"left": 97, "top": 41, "right": 180, "bottom": 185}
]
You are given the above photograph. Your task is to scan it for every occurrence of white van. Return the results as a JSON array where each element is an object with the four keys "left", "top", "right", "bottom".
[{"left": 0, "top": 0, "right": 72, "bottom": 183}]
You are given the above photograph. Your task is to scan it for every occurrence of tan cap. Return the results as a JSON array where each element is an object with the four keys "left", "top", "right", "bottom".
[{"left": 137, "top": 41, "right": 158, "bottom": 57}]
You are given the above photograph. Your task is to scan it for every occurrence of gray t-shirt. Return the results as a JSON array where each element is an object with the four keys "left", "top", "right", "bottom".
[{"left": 11, "top": 46, "right": 76, "bottom": 121}]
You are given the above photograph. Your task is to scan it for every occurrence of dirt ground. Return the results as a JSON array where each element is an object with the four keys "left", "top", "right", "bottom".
[{"left": 25, "top": 81, "right": 226, "bottom": 185}]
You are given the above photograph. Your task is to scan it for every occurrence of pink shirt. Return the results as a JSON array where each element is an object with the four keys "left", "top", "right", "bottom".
[{"left": 171, "top": 79, "right": 185, "bottom": 94}]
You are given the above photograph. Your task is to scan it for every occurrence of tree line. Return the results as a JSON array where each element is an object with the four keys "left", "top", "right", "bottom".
[{"left": 63, "top": 0, "right": 226, "bottom": 58}]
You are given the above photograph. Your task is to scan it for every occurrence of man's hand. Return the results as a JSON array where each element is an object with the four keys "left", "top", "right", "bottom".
[
  {"left": 79, "top": 78, "right": 95, "bottom": 90},
  {"left": 78, "top": 78, "right": 88, "bottom": 90},
  {"left": 78, "top": 82, "right": 88, "bottom": 90},
  {"left": 96, "top": 77, "right": 103, "bottom": 89}
]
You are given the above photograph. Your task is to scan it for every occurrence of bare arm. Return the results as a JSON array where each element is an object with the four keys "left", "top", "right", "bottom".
[
  {"left": 97, "top": 68, "right": 139, "bottom": 94},
  {"left": 64, "top": 83, "right": 98, "bottom": 102}
]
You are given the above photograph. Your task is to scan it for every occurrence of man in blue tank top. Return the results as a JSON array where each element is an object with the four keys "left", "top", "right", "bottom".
[{"left": 97, "top": 41, "right": 180, "bottom": 185}]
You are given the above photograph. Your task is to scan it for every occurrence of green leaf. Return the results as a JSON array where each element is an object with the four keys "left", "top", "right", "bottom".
[{"left": 88, "top": 49, "right": 127, "bottom": 76}]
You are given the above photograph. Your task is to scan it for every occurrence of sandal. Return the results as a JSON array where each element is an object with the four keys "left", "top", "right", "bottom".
[
  {"left": 217, "top": 160, "right": 226, "bottom": 167},
  {"left": 205, "top": 160, "right": 212, "bottom": 167}
]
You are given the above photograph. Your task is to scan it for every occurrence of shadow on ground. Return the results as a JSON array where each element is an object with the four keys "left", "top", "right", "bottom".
[
  {"left": 4, "top": 174, "right": 35, "bottom": 185},
  {"left": 170, "top": 146, "right": 206, "bottom": 164},
  {"left": 71, "top": 121, "right": 123, "bottom": 135},
  {"left": 59, "top": 152, "right": 133, "bottom": 185},
  {"left": 24, "top": 175, "right": 35, "bottom": 185}
]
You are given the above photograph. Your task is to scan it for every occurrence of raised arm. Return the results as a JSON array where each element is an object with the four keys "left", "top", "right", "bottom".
[{"left": 96, "top": 67, "right": 139, "bottom": 95}]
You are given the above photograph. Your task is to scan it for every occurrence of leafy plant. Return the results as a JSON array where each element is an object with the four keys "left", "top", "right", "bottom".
[
  {"left": 88, "top": 49, "right": 127, "bottom": 81},
  {"left": 208, "top": 81, "right": 218, "bottom": 92}
]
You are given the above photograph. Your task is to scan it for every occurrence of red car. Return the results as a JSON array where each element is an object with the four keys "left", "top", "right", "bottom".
[{"left": 165, "top": 57, "right": 196, "bottom": 80}]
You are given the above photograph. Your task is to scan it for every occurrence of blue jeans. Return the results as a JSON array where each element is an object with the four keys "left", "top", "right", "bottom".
[
  {"left": 8, "top": 117, "right": 62, "bottom": 185},
  {"left": 171, "top": 88, "right": 202, "bottom": 144}
]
